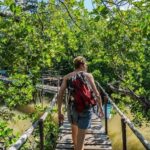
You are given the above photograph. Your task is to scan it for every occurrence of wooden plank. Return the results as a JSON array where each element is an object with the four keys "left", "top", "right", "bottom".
[
  {"left": 36, "top": 84, "right": 60, "bottom": 93},
  {"left": 59, "top": 129, "right": 105, "bottom": 134},
  {"left": 57, "top": 137, "right": 111, "bottom": 145},
  {"left": 58, "top": 133, "right": 109, "bottom": 141},
  {"left": 63, "top": 120, "right": 102, "bottom": 124},
  {"left": 60, "top": 123, "right": 104, "bottom": 132},
  {"left": 56, "top": 143, "right": 112, "bottom": 150},
  {"left": 64, "top": 113, "right": 101, "bottom": 121},
  {"left": 59, "top": 123, "right": 105, "bottom": 134},
  {"left": 55, "top": 149, "right": 111, "bottom": 150},
  {"left": 56, "top": 148, "right": 111, "bottom": 150},
  {"left": 55, "top": 148, "right": 111, "bottom": 150},
  {"left": 62, "top": 122, "right": 102, "bottom": 125}
]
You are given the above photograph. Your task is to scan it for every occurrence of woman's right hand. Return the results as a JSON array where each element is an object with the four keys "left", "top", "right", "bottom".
[{"left": 99, "top": 108, "right": 104, "bottom": 118}]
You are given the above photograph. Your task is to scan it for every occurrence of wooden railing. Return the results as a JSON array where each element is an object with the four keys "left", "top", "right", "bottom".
[
  {"left": 96, "top": 81, "right": 150, "bottom": 150},
  {"left": 8, "top": 93, "right": 58, "bottom": 150},
  {"left": 4, "top": 77, "right": 150, "bottom": 150}
]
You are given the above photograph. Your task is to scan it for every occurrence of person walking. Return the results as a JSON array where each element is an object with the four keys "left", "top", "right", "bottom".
[{"left": 57, "top": 56, "right": 104, "bottom": 150}]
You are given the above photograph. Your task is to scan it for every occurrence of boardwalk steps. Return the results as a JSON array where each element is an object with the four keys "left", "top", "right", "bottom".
[{"left": 56, "top": 113, "right": 112, "bottom": 150}]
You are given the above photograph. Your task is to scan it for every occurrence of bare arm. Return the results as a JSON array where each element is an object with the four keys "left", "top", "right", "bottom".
[
  {"left": 57, "top": 76, "right": 67, "bottom": 115},
  {"left": 86, "top": 73, "right": 103, "bottom": 114}
]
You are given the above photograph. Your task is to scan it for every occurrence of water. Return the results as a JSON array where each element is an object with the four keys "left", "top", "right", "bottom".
[{"left": 103, "top": 103, "right": 112, "bottom": 119}]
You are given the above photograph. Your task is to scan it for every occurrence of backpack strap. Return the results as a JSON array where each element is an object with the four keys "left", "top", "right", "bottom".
[{"left": 80, "top": 72, "right": 96, "bottom": 99}]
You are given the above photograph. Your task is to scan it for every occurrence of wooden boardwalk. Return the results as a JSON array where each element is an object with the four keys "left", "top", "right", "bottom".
[
  {"left": 4, "top": 78, "right": 150, "bottom": 150},
  {"left": 56, "top": 113, "right": 112, "bottom": 150},
  {"left": 1, "top": 79, "right": 113, "bottom": 150},
  {"left": 36, "top": 84, "right": 60, "bottom": 93}
]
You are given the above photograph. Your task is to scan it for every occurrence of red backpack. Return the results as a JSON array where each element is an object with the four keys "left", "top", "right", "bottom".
[{"left": 67, "top": 72, "right": 97, "bottom": 113}]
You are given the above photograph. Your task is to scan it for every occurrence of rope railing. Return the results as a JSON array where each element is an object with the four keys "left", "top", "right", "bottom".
[
  {"left": 96, "top": 81, "right": 150, "bottom": 150},
  {"left": 8, "top": 93, "right": 58, "bottom": 150}
]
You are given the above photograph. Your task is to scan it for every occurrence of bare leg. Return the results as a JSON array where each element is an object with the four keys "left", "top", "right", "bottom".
[
  {"left": 75, "top": 128, "right": 86, "bottom": 150},
  {"left": 71, "top": 124, "right": 78, "bottom": 150}
]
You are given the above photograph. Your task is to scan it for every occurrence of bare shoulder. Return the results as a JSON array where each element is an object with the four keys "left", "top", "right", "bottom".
[
  {"left": 62, "top": 75, "right": 68, "bottom": 81},
  {"left": 63, "top": 72, "right": 74, "bottom": 80},
  {"left": 84, "top": 72, "right": 93, "bottom": 79}
]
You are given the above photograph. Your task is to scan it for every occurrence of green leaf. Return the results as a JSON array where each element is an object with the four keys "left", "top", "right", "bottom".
[{"left": 10, "top": 3, "right": 16, "bottom": 13}]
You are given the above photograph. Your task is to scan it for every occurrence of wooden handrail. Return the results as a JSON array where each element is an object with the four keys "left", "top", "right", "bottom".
[
  {"left": 6, "top": 78, "right": 150, "bottom": 150},
  {"left": 96, "top": 81, "right": 150, "bottom": 150},
  {"left": 8, "top": 94, "right": 57, "bottom": 150}
]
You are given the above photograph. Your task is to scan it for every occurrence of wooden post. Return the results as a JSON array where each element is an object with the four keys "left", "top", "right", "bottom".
[
  {"left": 57, "top": 78, "right": 60, "bottom": 93},
  {"left": 121, "top": 118, "right": 127, "bottom": 150},
  {"left": 104, "top": 96, "right": 108, "bottom": 135},
  {"left": 41, "top": 78, "right": 44, "bottom": 108},
  {"left": 39, "top": 119, "right": 44, "bottom": 150}
]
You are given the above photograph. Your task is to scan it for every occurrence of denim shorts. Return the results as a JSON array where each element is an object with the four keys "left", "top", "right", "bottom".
[{"left": 67, "top": 102, "right": 93, "bottom": 129}]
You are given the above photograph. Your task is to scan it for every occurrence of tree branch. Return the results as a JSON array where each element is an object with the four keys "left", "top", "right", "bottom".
[
  {"left": 59, "top": 0, "right": 86, "bottom": 31},
  {"left": 108, "top": 83, "right": 150, "bottom": 109}
]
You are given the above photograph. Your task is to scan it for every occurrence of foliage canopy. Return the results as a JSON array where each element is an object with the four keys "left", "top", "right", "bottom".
[{"left": 0, "top": 0, "right": 150, "bottom": 124}]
